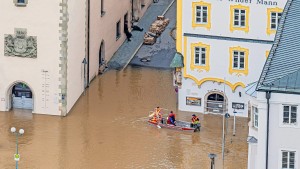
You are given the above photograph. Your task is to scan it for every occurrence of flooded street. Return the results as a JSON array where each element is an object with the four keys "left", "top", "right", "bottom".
[{"left": 0, "top": 67, "right": 248, "bottom": 169}]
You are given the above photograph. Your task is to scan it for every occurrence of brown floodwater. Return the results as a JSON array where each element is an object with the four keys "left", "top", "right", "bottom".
[{"left": 0, "top": 66, "right": 248, "bottom": 169}]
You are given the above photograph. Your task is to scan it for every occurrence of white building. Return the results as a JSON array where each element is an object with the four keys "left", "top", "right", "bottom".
[
  {"left": 0, "top": 0, "right": 86, "bottom": 116},
  {"left": 176, "top": 0, "right": 287, "bottom": 117},
  {"left": 247, "top": 0, "right": 300, "bottom": 168}
]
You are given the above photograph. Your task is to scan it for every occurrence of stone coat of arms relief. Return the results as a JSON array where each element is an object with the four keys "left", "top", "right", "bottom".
[{"left": 4, "top": 28, "right": 37, "bottom": 58}]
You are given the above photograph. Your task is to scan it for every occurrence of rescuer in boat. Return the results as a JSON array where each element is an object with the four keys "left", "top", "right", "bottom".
[
  {"left": 167, "top": 111, "right": 176, "bottom": 125},
  {"left": 191, "top": 114, "right": 200, "bottom": 132},
  {"left": 149, "top": 107, "right": 163, "bottom": 124}
]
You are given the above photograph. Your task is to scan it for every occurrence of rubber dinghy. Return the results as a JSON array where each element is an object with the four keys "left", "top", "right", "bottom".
[{"left": 148, "top": 118, "right": 201, "bottom": 132}]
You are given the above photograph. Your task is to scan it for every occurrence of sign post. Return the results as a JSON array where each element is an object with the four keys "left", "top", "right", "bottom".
[{"left": 233, "top": 110, "right": 237, "bottom": 136}]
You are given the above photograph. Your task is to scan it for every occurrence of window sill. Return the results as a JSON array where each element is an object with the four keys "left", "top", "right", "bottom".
[
  {"left": 15, "top": 3, "right": 27, "bottom": 7},
  {"left": 116, "top": 36, "right": 121, "bottom": 41},
  {"left": 101, "top": 11, "right": 106, "bottom": 17},
  {"left": 280, "top": 123, "right": 298, "bottom": 128}
]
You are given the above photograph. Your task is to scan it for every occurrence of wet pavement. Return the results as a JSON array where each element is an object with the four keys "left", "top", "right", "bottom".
[
  {"left": 0, "top": 66, "right": 248, "bottom": 169},
  {"left": 129, "top": 1, "right": 176, "bottom": 69},
  {"left": 108, "top": 0, "right": 175, "bottom": 70}
]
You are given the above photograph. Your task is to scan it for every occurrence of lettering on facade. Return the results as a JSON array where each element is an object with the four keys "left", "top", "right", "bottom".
[
  {"left": 225, "top": 0, "right": 278, "bottom": 6},
  {"left": 41, "top": 69, "right": 50, "bottom": 109},
  {"left": 4, "top": 28, "right": 37, "bottom": 58}
]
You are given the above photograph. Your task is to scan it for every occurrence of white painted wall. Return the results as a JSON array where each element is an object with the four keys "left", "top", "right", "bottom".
[
  {"left": 253, "top": 91, "right": 300, "bottom": 169},
  {"left": 178, "top": 78, "right": 249, "bottom": 116},
  {"left": 0, "top": 1, "right": 61, "bottom": 115},
  {"left": 178, "top": 0, "right": 288, "bottom": 117},
  {"left": 67, "top": 0, "right": 87, "bottom": 113},
  {"left": 185, "top": 37, "right": 270, "bottom": 86},
  {"left": 178, "top": 36, "right": 271, "bottom": 117},
  {"left": 182, "top": 0, "right": 287, "bottom": 41}
]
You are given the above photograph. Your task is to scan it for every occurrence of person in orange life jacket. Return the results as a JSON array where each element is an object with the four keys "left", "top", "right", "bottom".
[
  {"left": 153, "top": 106, "right": 163, "bottom": 123},
  {"left": 167, "top": 111, "right": 176, "bottom": 125},
  {"left": 191, "top": 114, "right": 200, "bottom": 127},
  {"left": 155, "top": 107, "right": 162, "bottom": 118}
]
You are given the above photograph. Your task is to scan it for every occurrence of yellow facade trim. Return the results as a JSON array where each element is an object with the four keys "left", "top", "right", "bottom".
[
  {"left": 266, "top": 7, "right": 283, "bottom": 35},
  {"left": 183, "top": 37, "right": 244, "bottom": 91},
  {"left": 230, "top": 4, "right": 249, "bottom": 33},
  {"left": 266, "top": 50, "right": 270, "bottom": 58},
  {"left": 176, "top": 0, "right": 183, "bottom": 52},
  {"left": 192, "top": 1, "right": 211, "bottom": 29},
  {"left": 190, "top": 42, "right": 210, "bottom": 72},
  {"left": 229, "top": 46, "right": 249, "bottom": 76}
]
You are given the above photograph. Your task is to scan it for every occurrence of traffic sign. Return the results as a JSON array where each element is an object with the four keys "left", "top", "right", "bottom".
[
  {"left": 225, "top": 113, "right": 230, "bottom": 118},
  {"left": 14, "top": 154, "right": 20, "bottom": 161}
]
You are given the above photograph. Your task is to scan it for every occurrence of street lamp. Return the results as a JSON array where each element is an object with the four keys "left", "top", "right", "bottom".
[
  {"left": 11, "top": 127, "right": 24, "bottom": 169},
  {"left": 208, "top": 153, "right": 217, "bottom": 169}
]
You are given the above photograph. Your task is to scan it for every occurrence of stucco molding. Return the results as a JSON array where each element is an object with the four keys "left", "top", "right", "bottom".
[
  {"left": 4, "top": 28, "right": 37, "bottom": 58},
  {"left": 59, "top": 0, "right": 69, "bottom": 116}
]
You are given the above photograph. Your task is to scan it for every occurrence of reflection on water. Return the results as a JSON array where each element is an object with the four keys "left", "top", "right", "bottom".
[{"left": 0, "top": 66, "right": 248, "bottom": 169}]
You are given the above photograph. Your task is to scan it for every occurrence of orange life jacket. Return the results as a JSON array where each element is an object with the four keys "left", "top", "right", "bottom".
[{"left": 192, "top": 116, "right": 199, "bottom": 123}]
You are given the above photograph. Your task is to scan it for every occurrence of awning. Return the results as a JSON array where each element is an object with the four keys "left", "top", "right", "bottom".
[{"left": 170, "top": 52, "right": 184, "bottom": 68}]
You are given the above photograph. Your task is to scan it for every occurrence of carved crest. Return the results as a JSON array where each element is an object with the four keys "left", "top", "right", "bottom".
[{"left": 4, "top": 28, "right": 37, "bottom": 58}]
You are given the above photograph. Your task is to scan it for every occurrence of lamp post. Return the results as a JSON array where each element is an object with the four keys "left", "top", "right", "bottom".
[
  {"left": 10, "top": 127, "right": 24, "bottom": 169},
  {"left": 208, "top": 153, "right": 217, "bottom": 169}
]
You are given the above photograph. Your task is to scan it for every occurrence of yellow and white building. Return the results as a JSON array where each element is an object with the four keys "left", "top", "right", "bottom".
[{"left": 176, "top": 0, "right": 287, "bottom": 116}]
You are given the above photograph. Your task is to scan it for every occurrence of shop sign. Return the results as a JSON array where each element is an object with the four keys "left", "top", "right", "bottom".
[
  {"left": 232, "top": 102, "right": 245, "bottom": 109},
  {"left": 186, "top": 97, "right": 201, "bottom": 106}
]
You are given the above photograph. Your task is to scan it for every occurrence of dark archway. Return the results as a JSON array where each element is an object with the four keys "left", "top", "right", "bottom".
[{"left": 11, "top": 82, "right": 33, "bottom": 110}]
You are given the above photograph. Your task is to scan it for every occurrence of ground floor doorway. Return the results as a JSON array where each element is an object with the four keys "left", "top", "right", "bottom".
[
  {"left": 205, "top": 92, "right": 227, "bottom": 114},
  {"left": 11, "top": 82, "right": 33, "bottom": 110}
]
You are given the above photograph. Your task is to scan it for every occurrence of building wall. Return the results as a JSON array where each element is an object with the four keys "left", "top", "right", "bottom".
[
  {"left": 182, "top": 0, "right": 287, "bottom": 41},
  {"left": 0, "top": 1, "right": 61, "bottom": 115},
  {"left": 177, "top": 0, "right": 287, "bottom": 116},
  {"left": 254, "top": 92, "right": 300, "bottom": 169},
  {"left": 178, "top": 36, "right": 272, "bottom": 117},
  {"left": 67, "top": 0, "right": 87, "bottom": 113},
  {"left": 133, "top": 0, "right": 153, "bottom": 21},
  {"left": 89, "top": 0, "right": 152, "bottom": 81}
]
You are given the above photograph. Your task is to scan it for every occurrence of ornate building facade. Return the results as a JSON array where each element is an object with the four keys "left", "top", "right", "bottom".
[{"left": 176, "top": 0, "right": 287, "bottom": 117}]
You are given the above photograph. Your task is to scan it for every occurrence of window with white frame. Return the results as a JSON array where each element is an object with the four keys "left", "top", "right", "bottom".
[
  {"left": 233, "top": 51, "right": 245, "bottom": 69},
  {"left": 194, "top": 47, "right": 206, "bottom": 65},
  {"left": 195, "top": 6, "right": 208, "bottom": 24},
  {"left": 253, "top": 106, "right": 258, "bottom": 128},
  {"left": 234, "top": 9, "right": 246, "bottom": 27},
  {"left": 270, "top": 12, "right": 282, "bottom": 30},
  {"left": 283, "top": 105, "right": 297, "bottom": 124},
  {"left": 282, "top": 150, "right": 295, "bottom": 169}
]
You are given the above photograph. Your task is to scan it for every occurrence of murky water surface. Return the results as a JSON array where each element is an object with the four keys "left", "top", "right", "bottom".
[{"left": 0, "top": 67, "right": 248, "bottom": 169}]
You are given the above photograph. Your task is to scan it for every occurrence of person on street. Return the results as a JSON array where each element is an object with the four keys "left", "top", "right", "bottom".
[
  {"left": 124, "top": 22, "right": 132, "bottom": 41},
  {"left": 167, "top": 111, "right": 176, "bottom": 125}
]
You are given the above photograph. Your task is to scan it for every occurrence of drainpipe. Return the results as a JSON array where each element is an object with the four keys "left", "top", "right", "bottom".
[
  {"left": 265, "top": 91, "right": 271, "bottom": 169},
  {"left": 87, "top": 0, "right": 90, "bottom": 87},
  {"left": 131, "top": 0, "right": 134, "bottom": 23}
]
